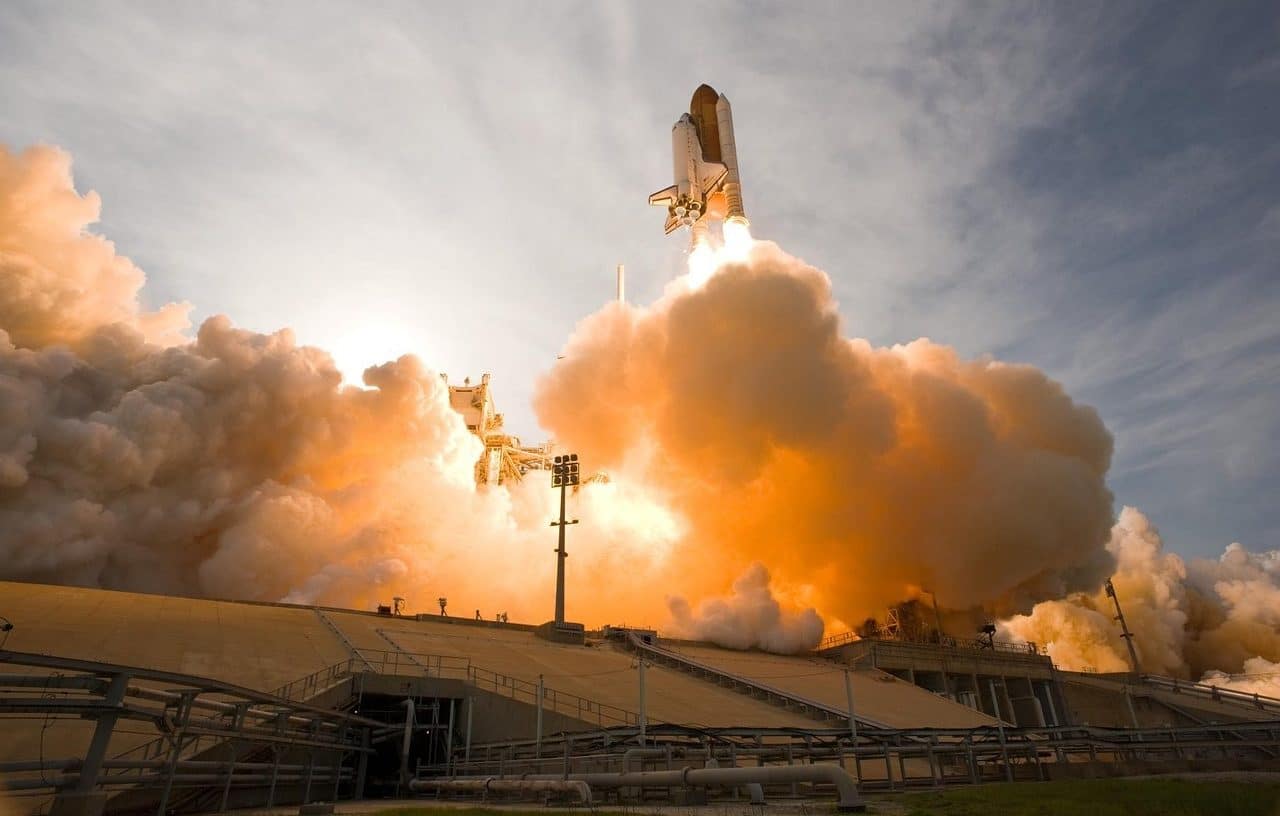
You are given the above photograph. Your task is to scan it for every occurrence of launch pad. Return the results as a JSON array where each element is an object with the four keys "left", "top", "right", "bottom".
[{"left": 3, "top": 579, "right": 1279, "bottom": 816}]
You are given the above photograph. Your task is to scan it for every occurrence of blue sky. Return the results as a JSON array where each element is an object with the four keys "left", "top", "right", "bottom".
[{"left": 1, "top": 2, "right": 1276, "bottom": 560}]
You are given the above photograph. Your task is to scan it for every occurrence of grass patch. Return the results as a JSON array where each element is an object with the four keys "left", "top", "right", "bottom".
[
  {"left": 367, "top": 780, "right": 1280, "bottom": 816},
  {"left": 897, "top": 778, "right": 1280, "bottom": 815},
  {"left": 372, "top": 809, "right": 580, "bottom": 816}
]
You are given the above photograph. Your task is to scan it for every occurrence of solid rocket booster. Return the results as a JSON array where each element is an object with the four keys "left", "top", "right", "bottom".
[
  {"left": 715, "top": 94, "right": 746, "bottom": 224},
  {"left": 649, "top": 84, "right": 749, "bottom": 243}
]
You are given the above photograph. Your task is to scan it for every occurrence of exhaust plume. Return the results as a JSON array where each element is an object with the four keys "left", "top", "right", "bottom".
[
  {"left": 0, "top": 145, "right": 679, "bottom": 620},
  {"left": 3, "top": 143, "right": 1273, "bottom": 676},
  {"left": 536, "top": 239, "right": 1117, "bottom": 635},
  {"left": 1000, "top": 507, "right": 1280, "bottom": 695},
  {"left": 668, "top": 562, "right": 824, "bottom": 652}
]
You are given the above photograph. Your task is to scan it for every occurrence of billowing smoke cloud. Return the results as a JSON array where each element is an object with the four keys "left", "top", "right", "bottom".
[
  {"left": 1201, "top": 658, "right": 1280, "bottom": 697},
  {"left": 668, "top": 562, "right": 824, "bottom": 653},
  {"left": 0, "top": 144, "right": 678, "bottom": 620},
  {"left": 4, "top": 143, "right": 1273, "bottom": 674},
  {"left": 0, "top": 146, "right": 189, "bottom": 350},
  {"left": 535, "top": 240, "right": 1117, "bottom": 635},
  {"left": 1001, "top": 507, "right": 1280, "bottom": 695}
]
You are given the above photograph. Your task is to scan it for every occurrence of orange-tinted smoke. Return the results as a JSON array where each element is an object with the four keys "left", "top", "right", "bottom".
[
  {"left": 535, "top": 241, "right": 1118, "bottom": 628},
  {"left": 0, "top": 144, "right": 679, "bottom": 623}
]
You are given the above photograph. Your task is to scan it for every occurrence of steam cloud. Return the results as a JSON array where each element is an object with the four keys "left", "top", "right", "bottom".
[
  {"left": 668, "top": 562, "right": 824, "bottom": 652},
  {"left": 1001, "top": 507, "right": 1280, "bottom": 694},
  {"left": 3, "top": 143, "right": 1275, "bottom": 678},
  {"left": 0, "top": 145, "right": 678, "bottom": 619},
  {"left": 535, "top": 241, "right": 1117, "bottom": 632}
]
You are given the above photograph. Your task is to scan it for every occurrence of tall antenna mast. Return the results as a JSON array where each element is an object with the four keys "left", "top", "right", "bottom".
[
  {"left": 1105, "top": 578, "right": 1142, "bottom": 674},
  {"left": 616, "top": 264, "right": 625, "bottom": 304}
]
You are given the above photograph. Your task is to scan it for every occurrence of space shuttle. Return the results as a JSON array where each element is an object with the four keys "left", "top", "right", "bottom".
[{"left": 649, "top": 84, "right": 748, "bottom": 246}]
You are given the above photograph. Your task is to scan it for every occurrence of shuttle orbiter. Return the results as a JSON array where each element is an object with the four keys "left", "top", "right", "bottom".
[{"left": 649, "top": 84, "right": 748, "bottom": 247}]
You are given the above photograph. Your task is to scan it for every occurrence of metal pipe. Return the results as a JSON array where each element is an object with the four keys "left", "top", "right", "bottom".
[
  {"left": 410, "top": 777, "right": 592, "bottom": 804},
  {"left": 518, "top": 764, "right": 865, "bottom": 811},
  {"left": 622, "top": 747, "right": 667, "bottom": 772},
  {"left": 2, "top": 772, "right": 349, "bottom": 792}
]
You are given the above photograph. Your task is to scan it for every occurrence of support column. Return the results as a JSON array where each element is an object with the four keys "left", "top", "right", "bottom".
[
  {"left": 52, "top": 672, "right": 130, "bottom": 816},
  {"left": 637, "top": 659, "right": 647, "bottom": 746},
  {"left": 75, "top": 672, "right": 130, "bottom": 793},
  {"left": 156, "top": 692, "right": 196, "bottom": 816},
  {"left": 989, "top": 680, "right": 1013, "bottom": 782},
  {"left": 536, "top": 674, "right": 545, "bottom": 756},
  {"left": 445, "top": 699, "right": 455, "bottom": 777},
  {"left": 354, "top": 729, "right": 370, "bottom": 800},
  {"left": 218, "top": 738, "right": 236, "bottom": 813},
  {"left": 464, "top": 696, "right": 474, "bottom": 765},
  {"left": 844, "top": 669, "right": 858, "bottom": 745}
]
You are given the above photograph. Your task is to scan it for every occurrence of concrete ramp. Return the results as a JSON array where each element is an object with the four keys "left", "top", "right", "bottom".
[
  {"left": 647, "top": 640, "right": 999, "bottom": 729},
  {"left": 0, "top": 581, "right": 351, "bottom": 691},
  {"left": 322, "top": 610, "right": 821, "bottom": 729}
]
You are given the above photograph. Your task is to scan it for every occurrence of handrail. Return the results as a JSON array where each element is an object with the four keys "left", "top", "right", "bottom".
[
  {"left": 269, "top": 657, "right": 360, "bottom": 702},
  {"left": 1140, "top": 673, "right": 1280, "bottom": 712},
  {"left": 818, "top": 631, "right": 1039, "bottom": 656},
  {"left": 352, "top": 645, "right": 641, "bottom": 728},
  {"left": 818, "top": 630, "right": 860, "bottom": 650}
]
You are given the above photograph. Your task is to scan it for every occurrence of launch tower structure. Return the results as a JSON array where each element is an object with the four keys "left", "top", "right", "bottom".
[{"left": 446, "top": 373, "right": 552, "bottom": 485}]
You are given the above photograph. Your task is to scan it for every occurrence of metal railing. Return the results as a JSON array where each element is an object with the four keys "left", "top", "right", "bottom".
[
  {"left": 468, "top": 664, "right": 639, "bottom": 728},
  {"left": 819, "top": 630, "right": 1039, "bottom": 656},
  {"left": 351, "top": 646, "right": 641, "bottom": 729},
  {"left": 817, "top": 630, "right": 860, "bottom": 650},
  {"left": 1140, "top": 674, "right": 1280, "bottom": 714},
  {"left": 0, "top": 649, "right": 383, "bottom": 812},
  {"left": 269, "top": 657, "right": 363, "bottom": 703}
]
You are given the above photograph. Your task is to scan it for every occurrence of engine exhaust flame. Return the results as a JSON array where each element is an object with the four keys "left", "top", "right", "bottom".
[{"left": 685, "top": 220, "right": 755, "bottom": 289}]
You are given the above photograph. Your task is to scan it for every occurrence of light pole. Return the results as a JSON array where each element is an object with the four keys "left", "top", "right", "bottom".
[{"left": 550, "top": 453, "right": 580, "bottom": 625}]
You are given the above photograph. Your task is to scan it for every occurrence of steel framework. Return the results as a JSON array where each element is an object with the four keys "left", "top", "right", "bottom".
[{"left": 0, "top": 650, "right": 395, "bottom": 814}]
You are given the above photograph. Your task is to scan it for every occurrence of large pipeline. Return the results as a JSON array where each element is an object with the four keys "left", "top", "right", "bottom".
[
  {"left": 609, "top": 749, "right": 765, "bottom": 805},
  {"left": 585, "top": 766, "right": 862, "bottom": 811},
  {"left": 409, "top": 777, "right": 592, "bottom": 804},
  {"left": 492, "top": 764, "right": 864, "bottom": 811}
]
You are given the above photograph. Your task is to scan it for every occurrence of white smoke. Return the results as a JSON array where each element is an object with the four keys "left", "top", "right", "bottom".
[
  {"left": 667, "top": 562, "right": 824, "bottom": 653},
  {"left": 1201, "top": 657, "right": 1280, "bottom": 697},
  {"left": 1001, "top": 507, "right": 1280, "bottom": 695}
]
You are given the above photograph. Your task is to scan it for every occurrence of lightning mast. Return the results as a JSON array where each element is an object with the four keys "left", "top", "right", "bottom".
[{"left": 1105, "top": 578, "right": 1142, "bottom": 674}]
